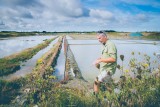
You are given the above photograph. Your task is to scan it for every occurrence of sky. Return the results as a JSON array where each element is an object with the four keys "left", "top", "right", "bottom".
[{"left": 0, "top": 0, "right": 160, "bottom": 32}]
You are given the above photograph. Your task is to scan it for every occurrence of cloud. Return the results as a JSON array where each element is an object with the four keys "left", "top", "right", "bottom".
[
  {"left": 89, "top": 9, "right": 113, "bottom": 20},
  {"left": 0, "top": 21, "right": 5, "bottom": 26},
  {"left": 0, "top": 20, "right": 10, "bottom": 29},
  {"left": 0, "top": 0, "right": 41, "bottom": 7},
  {"left": 135, "top": 14, "right": 151, "bottom": 22},
  {"left": 0, "top": 0, "right": 160, "bottom": 31},
  {"left": 0, "top": 0, "right": 91, "bottom": 31},
  {"left": 39, "top": 0, "right": 89, "bottom": 18}
]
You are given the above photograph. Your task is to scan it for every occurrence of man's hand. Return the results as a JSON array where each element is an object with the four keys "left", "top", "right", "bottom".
[
  {"left": 95, "top": 63, "right": 100, "bottom": 69},
  {"left": 93, "top": 58, "right": 101, "bottom": 69}
]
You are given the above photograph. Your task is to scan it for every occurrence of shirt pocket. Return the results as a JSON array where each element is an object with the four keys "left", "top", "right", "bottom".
[{"left": 104, "top": 47, "right": 108, "bottom": 53}]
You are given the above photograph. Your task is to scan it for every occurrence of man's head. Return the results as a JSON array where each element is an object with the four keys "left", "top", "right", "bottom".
[{"left": 97, "top": 31, "right": 108, "bottom": 45}]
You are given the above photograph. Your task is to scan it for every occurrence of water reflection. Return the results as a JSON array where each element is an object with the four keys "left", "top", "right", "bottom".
[
  {"left": 53, "top": 39, "right": 65, "bottom": 81},
  {"left": 0, "top": 35, "right": 57, "bottom": 58}
]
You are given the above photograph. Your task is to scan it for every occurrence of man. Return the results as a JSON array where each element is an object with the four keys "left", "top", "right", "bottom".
[{"left": 93, "top": 31, "right": 117, "bottom": 94}]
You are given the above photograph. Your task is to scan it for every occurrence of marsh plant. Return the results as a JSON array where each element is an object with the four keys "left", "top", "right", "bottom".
[{"left": 98, "top": 52, "right": 160, "bottom": 106}]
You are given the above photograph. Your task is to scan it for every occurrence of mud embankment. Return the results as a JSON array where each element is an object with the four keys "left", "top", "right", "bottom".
[
  {"left": 62, "top": 37, "right": 92, "bottom": 93},
  {"left": 31, "top": 36, "right": 63, "bottom": 78},
  {"left": 63, "top": 37, "right": 83, "bottom": 82}
]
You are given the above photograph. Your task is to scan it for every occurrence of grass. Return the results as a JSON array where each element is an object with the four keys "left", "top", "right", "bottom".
[
  {"left": 0, "top": 78, "right": 26, "bottom": 104},
  {"left": 142, "top": 32, "right": 160, "bottom": 40}
]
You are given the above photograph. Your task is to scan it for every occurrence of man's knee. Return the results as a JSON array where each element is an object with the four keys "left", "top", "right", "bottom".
[
  {"left": 95, "top": 76, "right": 98, "bottom": 81},
  {"left": 94, "top": 80, "right": 101, "bottom": 86}
]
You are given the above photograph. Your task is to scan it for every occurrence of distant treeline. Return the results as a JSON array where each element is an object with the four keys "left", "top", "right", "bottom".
[
  {"left": 1, "top": 31, "right": 160, "bottom": 40},
  {"left": 1, "top": 30, "right": 116, "bottom": 33},
  {"left": 0, "top": 31, "right": 37, "bottom": 37},
  {"left": 0, "top": 30, "right": 116, "bottom": 37},
  {"left": 51, "top": 30, "right": 116, "bottom": 33}
]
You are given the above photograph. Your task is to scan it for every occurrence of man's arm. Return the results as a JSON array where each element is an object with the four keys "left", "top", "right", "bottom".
[
  {"left": 94, "top": 57, "right": 116, "bottom": 64},
  {"left": 98, "top": 57, "right": 116, "bottom": 63}
]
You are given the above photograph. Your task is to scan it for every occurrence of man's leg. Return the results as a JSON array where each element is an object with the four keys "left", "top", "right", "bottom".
[
  {"left": 93, "top": 71, "right": 107, "bottom": 94},
  {"left": 93, "top": 71, "right": 113, "bottom": 93},
  {"left": 103, "top": 71, "right": 113, "bottom": 93},
  {"left": 93, "top": 77, "right": 100, "bottom": 94}
]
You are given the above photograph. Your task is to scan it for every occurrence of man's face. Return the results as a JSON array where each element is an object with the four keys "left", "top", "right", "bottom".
[{"left": 97, "top": 35, "right": 106, "bottom": 44}]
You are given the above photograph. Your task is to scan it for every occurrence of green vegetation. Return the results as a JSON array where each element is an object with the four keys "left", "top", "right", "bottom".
[
  {"left": 0, "top": 31, "right": 55, "bottom": 37},
  {"left": 0, "top": 31, "right": 37, "bottom": 37},
  {"left": 32, "top": 36, "right": 63, "bottom": 78},
  {"left": 21, "top": 80, "right": 98, "bottom": 107},
  {"left": 0, "top": 78, "right": 26, "bottom": 104},
  {"left": 142, "top": 32, "right": 160, "bottom": 40},
  {"left": 0, "top": 37, "right": 56, "bottom": 76},
  {"left": 97, "top": 53, "right": 160, "bottom": 106}
]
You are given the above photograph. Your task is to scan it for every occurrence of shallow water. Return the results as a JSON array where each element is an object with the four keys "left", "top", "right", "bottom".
[
  {"left": 0, "top": 35, "right": 57, "bottom": 58},
  {"left": 1, "top": 37, "right": 160, "bottom": 82},
  {"left": 66, "top": 35, "right": 73, "bottom": 40},
  {"left": 1, "top": 38, "right": 59, "bottom": 80},
  {"left": 53, "top": 39, "right": 65, "bottom": 81},
  {"left": 68, "top": 39, "right": 160, "bottom": 82}
]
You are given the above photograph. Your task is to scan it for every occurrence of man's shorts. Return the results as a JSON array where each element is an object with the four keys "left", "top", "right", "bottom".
[{"left": 97, "top": 70, "right": 113, "bottom": 83}]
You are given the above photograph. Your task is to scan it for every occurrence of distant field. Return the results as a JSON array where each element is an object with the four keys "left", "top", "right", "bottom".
[
  {"left": 0, "top": 31, "right": 160, "bottom": 40},
  {"left": 0, "top": 31, "right": 55, "bottom": 37},
  {"left": 69, "top": 32, "right": 160, "bottom": 40},
  {"left": 0, "top": 32, "right": 36, "bottom": 37},
  {"left": 142, "top": 32, "right": 160, "bottom": 40}
]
